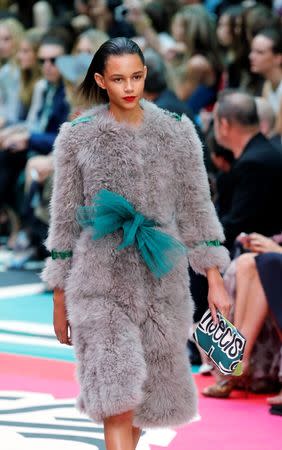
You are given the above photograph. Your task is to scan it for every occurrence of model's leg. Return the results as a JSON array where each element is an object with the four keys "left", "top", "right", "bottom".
[
  {"left": 132, "top": 426, "right": 142, "bottom": 449},
  {"left": 239, "top": 267, "right": 269, "bottom": 364},
  {"left": 234, "top": 253, "right": 257, "bottom": 327},
  {"left": 103, "top": 410, "right": 134, "bottom": 450}
]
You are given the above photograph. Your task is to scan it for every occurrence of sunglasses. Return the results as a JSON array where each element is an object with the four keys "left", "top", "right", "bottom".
[{"left": 38, "top": 57, "right": 57, "bottom": 65}]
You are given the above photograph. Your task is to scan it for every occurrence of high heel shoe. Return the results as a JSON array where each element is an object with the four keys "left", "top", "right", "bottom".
[
  {"left": 202, "top": 377, "right": 250, "bottom": 399},
  {"left": 202, "top": 362, "right": 251, "bottom": 399}
]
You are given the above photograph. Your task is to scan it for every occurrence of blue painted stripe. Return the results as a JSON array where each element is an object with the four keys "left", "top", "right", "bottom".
[{"left": 0, "top": 345, "right": 75, "bottom": 362}]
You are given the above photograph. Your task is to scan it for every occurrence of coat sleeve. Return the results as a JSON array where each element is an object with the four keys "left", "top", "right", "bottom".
[
  {"left": 41, "top": 122, "right": 84, "bottom": 289},
  {"left": 175, "top": 115, "right": 230, "bottom": 275}
]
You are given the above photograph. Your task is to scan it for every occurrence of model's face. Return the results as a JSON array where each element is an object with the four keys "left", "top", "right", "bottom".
[
  {"left": 94, "top": 54, "right": 147, "bottom": 110},
  {"left": 0, "top": 26, "right": 14, "bottom": 59},
  {"left": 38, "top": 44, "right": 64, "bottom": 83},
  {"left": 17, "top": 40, "right": 36, "bottom": 70},
  {"left": 249, "top": 35, "right": 281, "bottom": 75}
]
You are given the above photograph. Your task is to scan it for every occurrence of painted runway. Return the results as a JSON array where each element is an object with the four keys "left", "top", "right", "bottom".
[{"left": 0, "top": 272, "right": 280, "bottom": 449}]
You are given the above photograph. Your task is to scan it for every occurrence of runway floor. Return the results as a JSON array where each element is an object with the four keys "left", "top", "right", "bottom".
[{"left": 0, "top": 269, "right": 280, "bottom": 450}]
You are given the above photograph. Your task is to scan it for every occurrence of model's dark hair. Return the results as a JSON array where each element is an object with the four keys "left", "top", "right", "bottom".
[{"left": 78, "top": 37, "right": 145, "bottom": 105}]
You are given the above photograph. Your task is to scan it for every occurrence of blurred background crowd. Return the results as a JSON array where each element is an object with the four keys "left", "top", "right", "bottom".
[{"left": 0, "top": 0, "right": 281, "bottom": 412}]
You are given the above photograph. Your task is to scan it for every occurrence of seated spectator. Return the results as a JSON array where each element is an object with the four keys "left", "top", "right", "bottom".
[
  {"left": 74, "top": 27, "right": 109, "bottom": 55},
  {"left": 143, "top": 48, "right": 195, "bottom": 120},
  {"left": 272, "top": 99, "right": 282, "bottom": 150},
  {"left": 8, "top": 51, "right": 91, "bottom": 265},
  {"left": 255, "top": 97, "right": 277, "bottom": 139},
  {"left": 0, "top": 18, "right": 24, "bottom": 127},
  {"left": 16, "top": 28, "right": 43, "bottom": 121},
  {"left": 249, "top": 28, "right": 282, "bottom": 114},
  {"left": 216, "top": 5, "right": 250, "bottom": 89},
  {"left": 206, "top": 130, "right": 234, "bottom": 217},
  {"left": 0, "top": 35, "right": 69, "bottom": 227},
  {"left": 213, "top": 90, "right": 282, "bottom": 252},
  {"left": 203, "top": 232, "right": 282, "bottom": 402},
  {"left": 87, "top": 0, "right": 136, "bottom": 39},
  {"left": 169, "top": 4, "right": 223, "bottom": 115}
]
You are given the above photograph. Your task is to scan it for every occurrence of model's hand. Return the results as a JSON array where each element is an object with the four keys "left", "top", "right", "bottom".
[
  {"left": 206, "top": 267, "right": 232, "bottom": 323},
  {"left": 53, "top": 288, "right": 72, "bottom": 345}
]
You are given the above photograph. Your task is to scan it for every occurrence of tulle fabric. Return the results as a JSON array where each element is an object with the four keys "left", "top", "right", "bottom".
[{"left": 76, "top": 189, "right": 187, "bottom": 278}]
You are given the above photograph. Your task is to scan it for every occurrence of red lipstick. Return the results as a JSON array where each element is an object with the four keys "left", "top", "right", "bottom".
[{"left": 123, "top": 96, "right": 136, "bottom": 102}]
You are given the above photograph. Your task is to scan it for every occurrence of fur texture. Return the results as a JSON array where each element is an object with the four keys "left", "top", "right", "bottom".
[{"left": 42, "top": 100, "right": 230, "bottom": 428}]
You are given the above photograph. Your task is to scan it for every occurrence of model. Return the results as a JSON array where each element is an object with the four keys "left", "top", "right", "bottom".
[{"left": 42, "top": 37, "right": 231, "bottom": 450}]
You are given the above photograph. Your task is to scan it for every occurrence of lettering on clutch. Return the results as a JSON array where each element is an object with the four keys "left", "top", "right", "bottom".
[{"left": 198, "top": 310, "right": 244, "bottom": 359}]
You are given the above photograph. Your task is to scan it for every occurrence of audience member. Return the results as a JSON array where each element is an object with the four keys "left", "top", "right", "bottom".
[
  {"left": 15, "top": 28, "right": 43, "bottom": 121},
  {"left": 8, "top": 50, "right": 92, "bottom": 264},
  {"left": 0, "top": 18, "right": 24, "bottom": 127},
  {"left": 0, "top": 35, "right": 69, "bottom": 218},
  {"left": 213, "top": 90, "right": 282, "bottom": 251},
  {"left": 143, "top": 47, "right": 194, "bottom": 119},
  {"left": 250, "top": 28, "right": 282, "bottom": 114},
  {"left": 216, "top": 5, "right": 249, "bottom": 89},
  {"left": 87, "top": 0, "right": 136, "bottom": 38},
  {"left": 203, "top": 232, "right": 282, "bottom": 401},
  {"left": 170, "top": 5, "right": 223, "bottom": 115},
  {"left": 255, "top": 96, "right": 277, "bottom": 139},
  {"left": 74, "top": 27, "right": 109, "bottom": 54}
]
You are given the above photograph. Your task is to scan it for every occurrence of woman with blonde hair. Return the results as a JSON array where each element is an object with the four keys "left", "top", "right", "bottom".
[
  {"left": 17, "top": 28, "right": 43, "bottom": 120},
  {"left": 75, "top": 28, "right": 109, "bottom": 55},
  {"left": 170, "top": 5, "right": 223, "bottom": 114},
  {"left": 0, "top": 18, "right": 24, "bottom": 127}
]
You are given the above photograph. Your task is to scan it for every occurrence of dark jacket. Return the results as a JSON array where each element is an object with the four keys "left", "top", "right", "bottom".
[
  {"left": 154, "top": 89, "right": 195, "bottom": 121},
  {"left": 221, "top": 133, "right": 282, "bottom": 249},
  {"left": 29, "top": 82, "right": 69, "bottom": 155}
]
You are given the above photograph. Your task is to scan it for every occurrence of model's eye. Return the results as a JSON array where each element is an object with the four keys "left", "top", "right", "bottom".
[
  {"left": 113, "top": 78, "right": 122, "bottom": 83},
  {"left": 133, "top": 75, "right": 142, "bottom": 80}
]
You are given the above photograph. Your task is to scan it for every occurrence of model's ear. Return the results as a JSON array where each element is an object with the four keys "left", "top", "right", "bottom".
[
  {"left": 143, "top": 65, "right": 147, "bottom": 80},
  {"left": 94, "top": 73, "right": 106, "bottom": 90}
]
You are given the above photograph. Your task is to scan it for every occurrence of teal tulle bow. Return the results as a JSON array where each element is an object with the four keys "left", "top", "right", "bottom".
[{"left": 76, "top": 189, "right": 187, "bottom": 278}]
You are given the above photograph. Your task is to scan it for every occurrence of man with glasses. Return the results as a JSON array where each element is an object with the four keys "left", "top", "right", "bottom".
[{"left": 0, "top": 35, "right": 70, "bottom": 218}]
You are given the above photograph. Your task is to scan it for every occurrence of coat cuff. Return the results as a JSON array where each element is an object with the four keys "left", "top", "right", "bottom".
[
  {"left": 188, "top": 245, "right": 230, "bottom": 276},
  {"left": 41, "top": 256, "right": 71, "bottom": 290}
]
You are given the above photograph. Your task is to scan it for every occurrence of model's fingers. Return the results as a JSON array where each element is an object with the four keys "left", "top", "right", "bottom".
[{"left": 210, "top": 304, "right": 218, "bottom": 324}]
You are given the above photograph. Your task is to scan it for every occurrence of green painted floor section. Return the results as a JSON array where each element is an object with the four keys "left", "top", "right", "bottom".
[{"left": 0, "top": 292, "right": 199, "bottom": 371}]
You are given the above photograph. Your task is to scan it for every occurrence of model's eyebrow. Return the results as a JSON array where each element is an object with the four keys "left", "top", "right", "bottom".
[{"left": 110, "top": 71, "right": 144, "bottom": 77}]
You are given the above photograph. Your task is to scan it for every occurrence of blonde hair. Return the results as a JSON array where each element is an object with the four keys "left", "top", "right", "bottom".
[
  {"left": 75, "top": 28, "right": 109, "bottom": 55},
  {"left": 173, "top": 5, "right": 222, "bottom": 73},
  {"left": 19, "top": 28, "right": 43, "bottom": 109},
  {"left": 0, "top": 18, "right": 25, "bottom": 63}
]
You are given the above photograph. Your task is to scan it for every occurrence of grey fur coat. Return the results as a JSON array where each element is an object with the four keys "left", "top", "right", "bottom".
[{"left": 42, "top": 99, "right": 230, "bottom": 428}]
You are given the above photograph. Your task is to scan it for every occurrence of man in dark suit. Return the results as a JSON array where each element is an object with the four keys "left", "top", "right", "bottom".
[{"left": 214, "top": 90, "right": 282, "bottom": 251}]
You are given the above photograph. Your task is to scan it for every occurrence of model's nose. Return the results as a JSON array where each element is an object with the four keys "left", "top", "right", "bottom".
[{"left": 124, "top": 80, "right": 134, "bottom": 93}]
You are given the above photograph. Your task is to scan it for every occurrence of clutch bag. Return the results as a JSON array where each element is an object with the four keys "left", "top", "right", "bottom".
[{"left": 193, "top": 309, "right": 246, "bottom": 376}]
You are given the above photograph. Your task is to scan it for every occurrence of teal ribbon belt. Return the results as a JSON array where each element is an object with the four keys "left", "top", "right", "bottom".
[{"left": 76, "top": 189, "right": 187, "bottom": 278}]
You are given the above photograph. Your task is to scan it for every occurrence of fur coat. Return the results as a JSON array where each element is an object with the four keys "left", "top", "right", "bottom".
[{"left": 42, "top": 99, "right": 230, "bottom": 428}]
